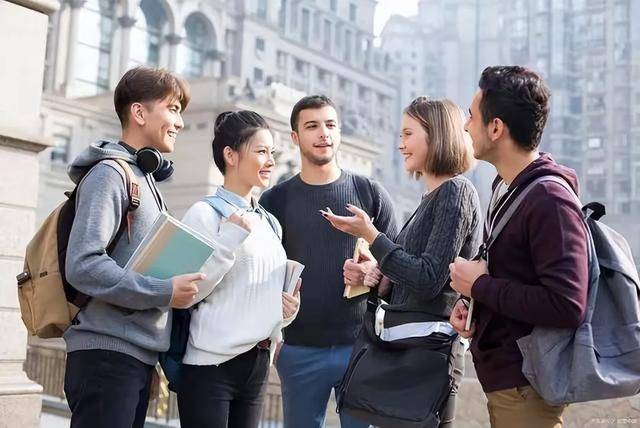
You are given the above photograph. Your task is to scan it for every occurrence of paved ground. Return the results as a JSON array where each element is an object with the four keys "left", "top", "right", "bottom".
[{"left": 39, "top": 413, "right": 69, "bottom": 428}]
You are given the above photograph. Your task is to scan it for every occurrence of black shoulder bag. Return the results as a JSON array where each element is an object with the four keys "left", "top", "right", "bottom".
[{"left": 336, "top": 288, "right": 458, "bottom": 428}]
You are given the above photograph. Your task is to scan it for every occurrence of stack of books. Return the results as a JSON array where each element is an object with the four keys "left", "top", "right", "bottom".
[{"left": 125, "top": 211, "right": 216, "bottom": 279}]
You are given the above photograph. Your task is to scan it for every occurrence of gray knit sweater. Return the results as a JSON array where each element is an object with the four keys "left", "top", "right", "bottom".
[
  {"left": 63, "top": 141, "right": 173, "bottom": 365},
  {"left": 370, "top": 175, "right": 482, "bottom": 318}
]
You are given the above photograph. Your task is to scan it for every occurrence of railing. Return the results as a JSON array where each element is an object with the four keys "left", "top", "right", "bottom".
[{"left": 24, "top": 344, "right": 284, "bottom": 427}]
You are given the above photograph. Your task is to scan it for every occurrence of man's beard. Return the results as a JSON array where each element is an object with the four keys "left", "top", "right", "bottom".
[{"left": 300, "top": 146, "right": 335, "bottom": 166}]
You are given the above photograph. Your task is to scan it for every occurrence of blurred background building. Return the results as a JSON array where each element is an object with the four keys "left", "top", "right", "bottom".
[
  {"left": 380, "top": 0, "right": 640, "bottom": 262},
  {"left": 37, "top": 0, "right": 640, "bottom": 260},
  {"left": 4, "top": 0, "right": 639, "bottom": 426},
  {"left": 37, "top": 0, "right": 420, "bottom": 225}
]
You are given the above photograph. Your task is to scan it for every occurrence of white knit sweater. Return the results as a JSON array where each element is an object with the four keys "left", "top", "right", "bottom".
[{"left": 181, "top": 201, "right": 292, "bottom": 366}]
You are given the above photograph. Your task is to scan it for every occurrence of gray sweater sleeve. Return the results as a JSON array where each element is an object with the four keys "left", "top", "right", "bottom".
[
  {"left": 370, "top": 180, "right": 472, "bottom": 301},
  {"left": 65, "top": 164, "right": 173, "bottom": 310}
]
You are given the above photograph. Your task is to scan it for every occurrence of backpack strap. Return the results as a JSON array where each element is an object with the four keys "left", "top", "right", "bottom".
[
  {"left": 202, "top": 194, "right": 237, "bottom": 219},
  {"left": 352, "top": 174, "right": 379, "bottom": 220},
  {"left": 202, "top": 195, "right": 281, "bottom": 239},
  {"left": 110, "top": 159, "right": 140, "bottom": 246},
  {"left": 484, "top": 175, "right": 584, "bottom": 256},
  {"left": 66, "top": 159, "right": 141, "bottom": 308},
  {"left": 112, "top": 159, "right": 141, "bottom": 211}
]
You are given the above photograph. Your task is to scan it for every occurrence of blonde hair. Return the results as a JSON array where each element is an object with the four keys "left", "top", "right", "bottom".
[{"left": 404, "top": 97, "right": 475, "bottom": 177}]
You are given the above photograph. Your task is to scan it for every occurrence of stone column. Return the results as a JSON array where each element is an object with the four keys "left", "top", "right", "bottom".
[
  {"left": 165, "top": 33, "right": 182, "bottom": 72},
  {"left": 63, "top": 0, "right": 85, "bottom": 96},
  {"left": 0, "top": 1, "right": 58, "bottom": 427},
  {"left": 117, "top": 15, "right": 137, "bottom": 76},
  {"left": 205, "top": 49, "right": 225, "bottom": 78}
]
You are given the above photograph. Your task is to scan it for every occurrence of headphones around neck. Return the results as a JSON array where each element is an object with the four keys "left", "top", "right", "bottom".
[{"left": 118, "top": 142, "right": 174, "bottom": 182}]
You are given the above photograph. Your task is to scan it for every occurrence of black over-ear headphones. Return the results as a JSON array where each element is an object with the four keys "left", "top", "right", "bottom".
[
  {"left": 118, "top": 142, "right": 174, "bottom": 182},
  {"left": 137, "top": 148, "right": 174, "bottom": 182}
]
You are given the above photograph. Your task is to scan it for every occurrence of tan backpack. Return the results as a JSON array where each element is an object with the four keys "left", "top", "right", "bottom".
[{"left": 16, "top": 159, "right": 140, "bottom": 338}]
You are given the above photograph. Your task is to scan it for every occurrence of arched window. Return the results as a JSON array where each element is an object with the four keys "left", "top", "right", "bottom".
[
  {"left": 129, "top": 0, "right": 168, "bottom": 67},
  {"left": 178, "top": 13, "right": 214, "bottom": 78},
  {"left": 75, "top": 0, "right": 115, "bottom": 95}
]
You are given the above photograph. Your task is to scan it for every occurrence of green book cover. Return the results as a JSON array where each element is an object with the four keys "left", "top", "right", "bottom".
[{"left": 128, "top": 212, "right": 215, "bottom": 280}]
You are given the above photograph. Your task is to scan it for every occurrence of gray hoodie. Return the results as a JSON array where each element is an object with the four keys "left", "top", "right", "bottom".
[{"left": 64, "top": 141, "right": 173, "bottom": 366}]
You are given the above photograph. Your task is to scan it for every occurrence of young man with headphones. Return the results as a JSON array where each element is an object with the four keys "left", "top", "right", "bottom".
[{"left": 63, "top": 67, "right": 205, "bottom": 428}]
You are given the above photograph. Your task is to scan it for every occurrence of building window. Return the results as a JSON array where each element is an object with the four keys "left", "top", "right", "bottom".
[
  {"left": 330, "top": 0, "right": 338, "bottom": 13},
  {"left": 51, "top": 124, "right": 72, "bottom": 164},
  {"left": 587, "top": 137, "right": 602, "bottom": 149},
  {"left": 255, "top": 37, "right": 265, "bottom": 53},
  {"left": 277, "top": 50, "right": 286, "bottom": 68},
  {"left": 344, "top": 29, "right": 352, "bottom": 62},
  {"left": 178, "top": 13, "right": 215, "bottom": 78},
  {"left": 279, "top": 0, "right": 286, "bottom": 28},
  {"left": 587, "top": 178, "right": 606, "bottom": 198},
  {"left": 317, "top": 67, "right": 330, "bottom": 85},
  {"left": 313, "top": 12, "right": 321, "bottom": 40},
  {"left": 43, "top": 12, "right": 58, "bottom": 91},
  {"left": 291, "top": 2, "right": 298, "bottom": 28},
  {"left": 254, "top": 67, "right": 264, "bottom": 82},
  {"left": 569, "top": 96, "right": 582, "bottom": 114},
  {"left": 323, "top": 19, "right": 332, "bottom": 51},
  {"left": 537, "top": 0, "right": 549, "bottom": 11},
  {"left": 75, "top": 0, "right": 115, "bottom": 96},
  {"left": 301, "top": 9, "right": 310, "bottom": 43},
  {"left": 349, "top": 3, "right": 357, "bottom": 22},
  {"left": 130, "top": 0, "right": 168, "bottom": 67},
  {"left": 616, "top": 134, "right": 629, "bottom": 148},
  {"left": 257, "top": 0, "right": 268, "bottom": 20}
]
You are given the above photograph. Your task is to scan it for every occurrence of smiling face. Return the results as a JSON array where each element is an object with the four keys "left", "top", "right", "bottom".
[
  {"left": 398, "top": 113, "right": 429, "bottom": 175},
  {"left": 465, "top": 90, "right": 493, "bottom": 161},
  {"left": 292, "top": 106, "right": 340, "bottom": 166},
  {"left": 234, "top": 129, "right": 275, "bottom": 189},
  {"left": 138, "top": 95, "right": 184, "bottom": 153}
]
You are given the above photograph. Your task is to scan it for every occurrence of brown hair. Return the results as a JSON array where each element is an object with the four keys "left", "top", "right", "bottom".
[
  {"left": 404, "top": 97, "right": 475, "bottom": 177},
  {"left": 290, "top": 94, "right": 337, "bottom": 131},
  {"left": 114, "top": 66, "right": 191, "bottom": 127}
]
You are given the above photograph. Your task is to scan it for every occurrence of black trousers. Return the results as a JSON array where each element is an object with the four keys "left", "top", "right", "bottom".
[
  {"left": 178, "top": 346, "right": 270, "bottom": 428},
  {"left": 64, "top": 349, "right": 154, "bottom": 428}
]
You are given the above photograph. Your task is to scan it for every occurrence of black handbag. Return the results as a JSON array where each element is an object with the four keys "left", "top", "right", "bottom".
[{"left": 336, "top": 290, "right": 458, "bottom": 428}]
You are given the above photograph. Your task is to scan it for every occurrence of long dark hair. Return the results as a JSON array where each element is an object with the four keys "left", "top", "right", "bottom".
[{"left": 212, "top": 110, "right": 270, "bottom": 174}]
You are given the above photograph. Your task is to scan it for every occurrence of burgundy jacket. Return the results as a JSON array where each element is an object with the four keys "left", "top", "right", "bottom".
[{"left": 470, "top": 153, "right": 589, "bottom": 393}]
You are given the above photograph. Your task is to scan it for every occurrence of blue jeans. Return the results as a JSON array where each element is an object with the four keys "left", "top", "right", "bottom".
[{"left": 276, "top": 344, "right": 369, "bottom": 428}]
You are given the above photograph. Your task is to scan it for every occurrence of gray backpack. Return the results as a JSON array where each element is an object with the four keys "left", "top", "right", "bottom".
[{"left": 492, "top": 175, "right": 640, "bottom": 405}]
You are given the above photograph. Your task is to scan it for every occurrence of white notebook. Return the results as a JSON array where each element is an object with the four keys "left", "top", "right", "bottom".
[{"left": 284, "top": 260, "right": 304, "bottom": 294}]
